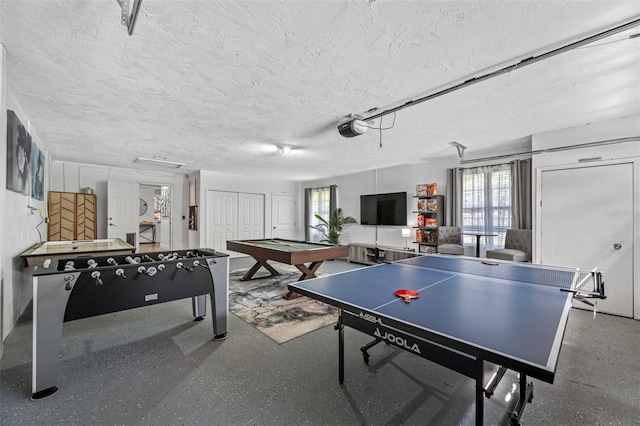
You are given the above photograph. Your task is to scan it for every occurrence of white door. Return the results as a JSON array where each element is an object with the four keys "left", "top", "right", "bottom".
[
  {"left": 272, "top": 193, "right": 296, "bottom": 239},
  {"left": 239, "top": 193, "right": 264, "bottom": 240},
  {"left": 107, "top": 180, "right": 140, "bottom": 248},
  {"left": 206, "top": 190, "right": 238, "bottom": 255},
  {"left": 540, "top": 162, "right": 634, "bottom": 317}
]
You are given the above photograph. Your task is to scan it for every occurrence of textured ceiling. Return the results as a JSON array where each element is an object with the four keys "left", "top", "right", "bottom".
[{"left": 1, "top": 1, "right": 639, "bottom": 181}]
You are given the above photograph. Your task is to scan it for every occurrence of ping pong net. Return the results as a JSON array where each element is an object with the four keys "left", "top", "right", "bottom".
[{"left": 400, "top": 255, "right": 605, "bottom": 311}]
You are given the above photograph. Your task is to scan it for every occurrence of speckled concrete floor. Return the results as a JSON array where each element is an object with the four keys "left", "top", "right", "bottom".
[{"left": 1, "top": 258, "right": 638, "bottom": 425}]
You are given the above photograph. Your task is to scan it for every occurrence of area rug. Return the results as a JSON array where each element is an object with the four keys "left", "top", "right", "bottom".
[{"left": 228, "top": 265, "right": 338, "bottom": 344}]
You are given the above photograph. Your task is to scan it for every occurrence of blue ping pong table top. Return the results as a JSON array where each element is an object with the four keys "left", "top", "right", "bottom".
[{"left": 289, "top": 255, "right": 575, "bottom": 375}]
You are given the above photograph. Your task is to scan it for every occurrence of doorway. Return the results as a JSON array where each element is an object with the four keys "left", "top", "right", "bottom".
[
  {"left": 107, "top": 180, "right": 173, "bottom": 251},
  {"left": 272, "top": 193, "right": 296, "bottom": 239},
  {"left": 139, "top": 184, "right": 172, "bottom": 250},
  {"left": 539, "top": 161, "right": 634, "bottom": 318}
]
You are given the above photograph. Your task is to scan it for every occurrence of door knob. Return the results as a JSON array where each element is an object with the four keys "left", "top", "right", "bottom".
[{"left": 613, "top": 243, "right": 622, "bottom": 250}]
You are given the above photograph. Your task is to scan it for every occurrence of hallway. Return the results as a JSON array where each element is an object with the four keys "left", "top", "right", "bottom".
[{"left": 137, "top": 242, "right": 162, "bottom": 253}]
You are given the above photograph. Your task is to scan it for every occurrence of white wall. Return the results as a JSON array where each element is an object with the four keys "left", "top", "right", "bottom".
[
  {"left": 301, "top": 157, "right": 460, "bottom": 249},
  {"left": 49, "top": 161, "right": 189, "bottom": 249},
  {"left": 194, "top": 170, "right": 299, "bottom": 247},
  {"left": 1, "top": 42, "right": 5, "bottom": 353},
  {"left": 532, "top": 115, "right": 640, "bottom": 151},
  {"left": 1, "top": 89, "right": 48, "bottom": 343}
]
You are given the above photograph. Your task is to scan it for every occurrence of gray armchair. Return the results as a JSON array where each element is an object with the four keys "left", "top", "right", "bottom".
[
  {"left": 485, "top": 229, "right": 531, "bottom": 262},
  {"left": 437, "top": 226, "right": 465, "bottom": 255}
]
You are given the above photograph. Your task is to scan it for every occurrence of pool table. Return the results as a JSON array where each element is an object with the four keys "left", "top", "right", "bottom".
[
  {"left": 226, "top": 238, "right": 349, "bottom": 299},
  {"left": 20, "top": 238, "right": 135, "bottom": 267}
]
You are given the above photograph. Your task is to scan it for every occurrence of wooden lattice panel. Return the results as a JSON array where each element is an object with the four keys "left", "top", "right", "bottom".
[
  {"left": 60, "top": 193, "right": 76, "bottom": 240},
  {"left": 76, "top": 194, "right": 97, "bottom": 239},
  {"left": 47, "top": 192, "right": 61, "bottom": 240},
  {"left": 47, "top": 191, "right": 75, "bottom": 241},
  {"left": 47, "top": 192, "right": 97, "bottom": 241}
]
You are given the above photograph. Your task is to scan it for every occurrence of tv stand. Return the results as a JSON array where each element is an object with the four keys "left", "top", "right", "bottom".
[{"left": 348, "top": 243, "right": 418, "bottom": 265}]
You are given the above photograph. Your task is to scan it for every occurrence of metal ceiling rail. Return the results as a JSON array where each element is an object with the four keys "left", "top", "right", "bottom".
[
  {"left": 460, "top": 137, "right": 640, "bottom": 165},
  {"left": 359, "top": 17, "right": 640, "bottom": 122}
]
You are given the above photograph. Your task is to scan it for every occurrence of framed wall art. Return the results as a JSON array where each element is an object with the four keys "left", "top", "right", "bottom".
[
  {"left": 31, "top": 142, "right": 45, "bottom": 201},
  {"left": 6, "top": 110, "right": 32, "bottom": 195}
]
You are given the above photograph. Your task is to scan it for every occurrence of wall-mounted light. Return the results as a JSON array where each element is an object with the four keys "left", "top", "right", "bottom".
[{"left": 135, "top": 157, "right": 185, "bottom": 168}]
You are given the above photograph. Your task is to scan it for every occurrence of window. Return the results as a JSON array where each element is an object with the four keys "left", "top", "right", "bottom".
[
  {"left": 461, "top": 164, "right": 511, "bottom": 247},
  {"left": 308, "top": 186, "right": 331, "bottom": 242}
]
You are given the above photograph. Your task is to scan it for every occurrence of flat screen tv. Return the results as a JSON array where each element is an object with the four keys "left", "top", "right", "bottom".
[{"left": 360, "top": 192, "right": 407, "bottom": 226}]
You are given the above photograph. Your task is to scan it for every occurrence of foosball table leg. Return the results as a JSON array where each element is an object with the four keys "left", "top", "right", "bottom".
[
  {"left": 31, "top": 272, "right": 79, "bottom": 400},
  {"left": 192, "top": 295, "right": 207, "bottom": 321},
  {"left": 208, "top": 257, "right": 229, "bottom": 340}
]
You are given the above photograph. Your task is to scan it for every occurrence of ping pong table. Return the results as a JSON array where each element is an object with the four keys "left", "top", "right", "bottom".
[{"left": 288, "top": 255, "right": 604, "bottom": 425}]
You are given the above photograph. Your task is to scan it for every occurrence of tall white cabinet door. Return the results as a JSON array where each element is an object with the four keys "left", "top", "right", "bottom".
[
  {"left": 205, "top": 190, "right": 238, "bottom": 255},
  {"left": 540, "top": 162, "right": 634, "bottom": 317},
  {"left": 238, "top": 193, "right": 264, "bottom": 240},
  {"left": 272, "top": 194, "right": 296, "bottom": 239}
]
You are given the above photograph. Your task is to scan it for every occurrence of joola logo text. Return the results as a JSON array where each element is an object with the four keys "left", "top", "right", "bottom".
[
  {"left": 374, "top": 328, "right": 421, "bottom": 354},
  {"left": 359, "top": 312, "right": 383, "bottom": 325}
]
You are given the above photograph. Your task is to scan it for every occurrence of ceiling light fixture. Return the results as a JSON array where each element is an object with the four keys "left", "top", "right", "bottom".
[
  {"left": 135, "top": 157, "right": 185, "bottom": 168},
  {"left": 116, "top": 0, "right": 143, "bottom": 35}
]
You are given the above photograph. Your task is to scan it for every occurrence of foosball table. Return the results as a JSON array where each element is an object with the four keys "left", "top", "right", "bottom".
[{"left": 31, "top": 248, "right": 229, "bottom": 400}]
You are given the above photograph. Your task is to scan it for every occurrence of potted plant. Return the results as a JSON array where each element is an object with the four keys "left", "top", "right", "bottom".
[{"left": 309, "top": 208, "right": 357, "bottom": 244}]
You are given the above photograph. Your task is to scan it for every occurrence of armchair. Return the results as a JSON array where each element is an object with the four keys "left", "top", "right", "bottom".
[
  {"left": 437, "top": 226, "right": 465, "bottom": 255},
  {"left": 485, "top": 229, "right": 531, "bottom": 262}
]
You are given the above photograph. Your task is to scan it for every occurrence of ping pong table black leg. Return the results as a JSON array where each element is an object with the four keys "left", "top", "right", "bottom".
[
  {"left": 475, "top": 358, "right": 484, "bottom": 426},
  {"left": 360, "top": 338, "right": 383, "bottom": 365},
  {"left": 336, "top": 311, "right": 345, "bottom": 384},
  {"left": 509, "top": 373, "right": 534, "bottom": 425}
]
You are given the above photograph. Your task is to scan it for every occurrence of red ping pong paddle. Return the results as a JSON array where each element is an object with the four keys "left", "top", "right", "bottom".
[{"left": 395, "top": 289, "right": 419, "bottom": 303}]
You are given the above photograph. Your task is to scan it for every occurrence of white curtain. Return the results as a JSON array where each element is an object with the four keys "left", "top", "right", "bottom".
[
  {"left": 304, "top": 185, "right": 334, "bottom": 242},
  {"left": 461, "top": 163, "right": 511, "bottom": 247},
  {"left": 304, "top": 188, "right": 313, "bottom": 241},
  {"left": 448, "top": 161, "right": 531, "bottom": 248}
]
